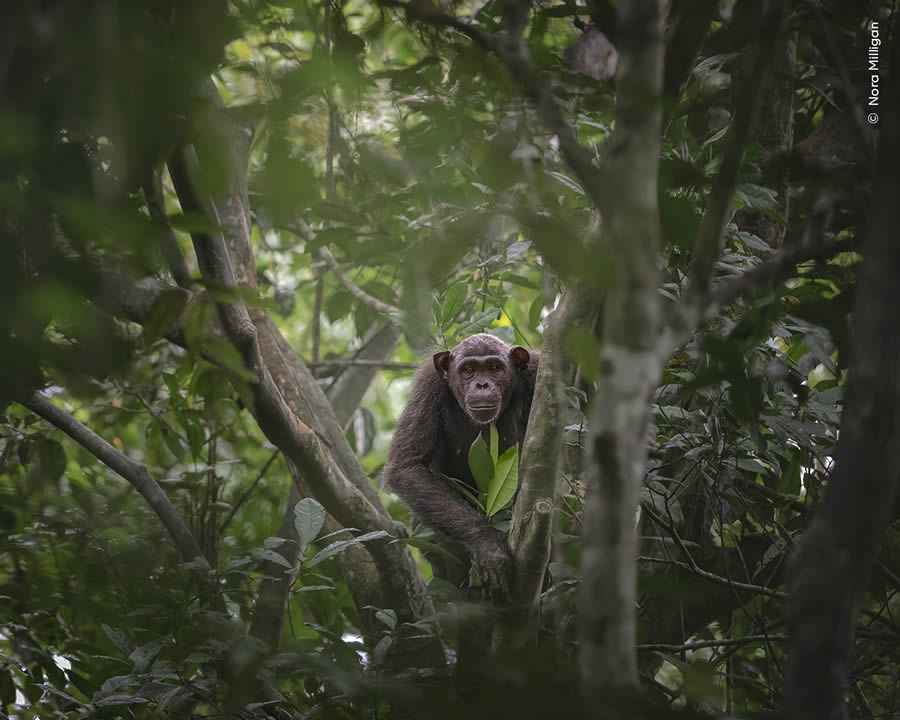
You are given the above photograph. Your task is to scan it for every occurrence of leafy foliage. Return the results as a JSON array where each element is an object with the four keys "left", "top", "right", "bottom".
[{"left": 0, "top": 0, "right": 893, "bottom": 718}]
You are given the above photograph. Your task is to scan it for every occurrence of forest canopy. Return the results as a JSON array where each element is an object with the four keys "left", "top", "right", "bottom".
[{"left": 1, "top": 1, "right": 898, "bottom": 719}]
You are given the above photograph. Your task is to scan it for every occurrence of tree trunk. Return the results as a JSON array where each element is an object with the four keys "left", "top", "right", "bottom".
[
  {"left": 578, "top": 1, "right": 667, "bottom": 714},
  {"left": 784, "top": 28, "right": 900, "bottom": 717}
]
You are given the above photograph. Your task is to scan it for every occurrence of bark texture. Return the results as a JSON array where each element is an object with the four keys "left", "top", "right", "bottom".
[
  {"left": 784, "top": 27, "right": 900, "bottom": 719},
  {"left": 579, "top": 1, "right": 666, "bottom": 712}
]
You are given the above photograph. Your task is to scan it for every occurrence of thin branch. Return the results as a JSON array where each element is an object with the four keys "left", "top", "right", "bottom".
[
  {"left": 378, "top": 0, "right": 612, "bottom": 211},
  {"left": 685, "top": 1, "right": 787, "bottom": 301},
  {"left": 710, "top": 236, "right": 854, "bottom": 315},
  {"left": 219, "top": 449, "right": 281, "bottom": 536},
  {"left": 378, "top": 0, "right": 497, "bottom": 51},
  {"left": 641, "top": 502, "right": 700, "bottom": 571},
  {"left": 312, "top": 269, "right": 324, "bottom": 363},
  {"left": 143, "top": 169, "right": 192, "bottom": 288},
  {"left": 18, "top": 392, "right": 217, "bottom": 589},
  {"left": 638, "top": 556, "right": 787, "bottom": 599},
  {"left": 317, "top": 247, "right": 400, "bottom": 316},
  {"left": 308, "top": 359, "right": 418, "bottom": 371},
  {"left": 665, "top": 194, "right": 852, "bottom": 351},
  {"left": 638, "top": 634, "right": 787, "bottom": 652}
]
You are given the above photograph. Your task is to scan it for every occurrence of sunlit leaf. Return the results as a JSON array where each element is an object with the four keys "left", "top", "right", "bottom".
[
  {"left": 294, "top": 497, "right": 326, "bottom": 554},
  {"left": 468, "top": 433, "right": 494, "bottom": 495},
  {"left": 485, "top": 445, "right": 518, "bottom": 517}
]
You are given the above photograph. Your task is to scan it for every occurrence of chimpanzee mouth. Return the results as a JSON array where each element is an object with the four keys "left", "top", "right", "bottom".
[{"left": 467, "top": 404, "right": 500, "bottom": 423}]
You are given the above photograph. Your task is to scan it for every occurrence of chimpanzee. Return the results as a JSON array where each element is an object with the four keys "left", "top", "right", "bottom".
[{"left": 384, "top": 333, "right": 539, "bottom": 599}]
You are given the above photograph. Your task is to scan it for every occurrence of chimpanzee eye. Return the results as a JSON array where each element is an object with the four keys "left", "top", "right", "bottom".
[
  {"left": 491, "top": 364, "right": 502, "bottom": 372},
  {"left": 462, "top": 366, "right": 476, "bottom": 377}
]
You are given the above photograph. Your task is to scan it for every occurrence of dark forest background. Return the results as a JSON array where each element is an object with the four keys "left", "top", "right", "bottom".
[{"left": 1, "top": 1, "right": 898, "bottom": 718}]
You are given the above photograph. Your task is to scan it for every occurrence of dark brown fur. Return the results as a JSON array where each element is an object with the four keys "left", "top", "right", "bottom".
[{"left": 384, "top": 333, "right": 539, "bottom": 597}]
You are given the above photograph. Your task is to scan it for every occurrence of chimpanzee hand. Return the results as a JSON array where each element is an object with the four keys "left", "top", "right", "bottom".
[{"left": 470, "top": 529, "right": 511, "bottom": 602}]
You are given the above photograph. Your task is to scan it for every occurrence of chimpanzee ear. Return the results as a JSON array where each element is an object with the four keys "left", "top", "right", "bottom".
[
  {"left": 433, "top": 350, "right": 452, "bottom": 376},
  {"left": 509, "top": 346, "right": 530, "bottom": 370}
]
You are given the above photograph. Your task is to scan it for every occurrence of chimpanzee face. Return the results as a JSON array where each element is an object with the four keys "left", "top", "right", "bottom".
[{"left": 433, "top": 334, "right": 531, "bottom": 425}]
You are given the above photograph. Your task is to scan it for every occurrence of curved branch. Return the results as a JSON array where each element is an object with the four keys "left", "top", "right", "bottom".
[
  {"left": 18, "top": 393, "right": 216, "bottom": 589},
  {"left": 167, "top": 143, "right": 435, "bottom": 627},
  {"left": 318, "top": 247, "right": 401, "bottom": 316},
  {"left": 143, "top": 169, "right": 192, "bottom": 288},
  {"left": 379, "top": 0, "right": 612, "bottom": 211}
]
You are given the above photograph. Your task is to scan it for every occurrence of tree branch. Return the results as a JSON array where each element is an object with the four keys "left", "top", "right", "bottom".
[
  {"left": 784, "top": 17, "right": 900, "bottom": 714},
  {"left": 18, "top": 392, "right": 216, "bottom": 592},
  {"left": 379, "top": 0, "right": 613, "bottom": 211},
  {"left": 578, "top": 0, "right": 668, "bottom": 706},
  {"left": 665, "top": 195, "right": 853, "bottom": 350},
  {"left": 167, "top": 142, "right": 435, "bottom": 629},
  {"left": 710, "top": 235, "right": 854, "bottom": 313},
  {"left": 638, "top": 556, "right": 786, "bottom": 598},
  {"left": 324, "top": 324, "right": 403, "bottom": 429},
  {"left": 504, "top": 286, "right": 600, "bottom": 628},
  {"left": 638, "top": 634, "right": 787, "bottom": 653},
  {"left": 311, "top": 358, "right": 416, "bottom": 371},
  {"left": 143, "top": 168, "right": 192, "bottom": 288},
  {"left": 685, "top": 1, "right": 787, "bottom": 301},
  {"left": 318, "top": 247, "right": 401, "bottom": 316}
]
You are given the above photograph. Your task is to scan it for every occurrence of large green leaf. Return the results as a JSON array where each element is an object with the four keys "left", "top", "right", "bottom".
[
  {"left": 294, "top": 498, "right": 326, "bottom": 554},
  {"left": 468, "top": 433, "right": 494, "bottom": 495},
  {"left": 143, "top": 289, "right": 188, "bottom": 346},
  {"left": 485, "top": 444, "right": 518, "bottom": 517}
]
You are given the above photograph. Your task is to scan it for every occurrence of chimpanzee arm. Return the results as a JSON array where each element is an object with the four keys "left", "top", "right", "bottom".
[{"left": 384, "top": 365, "right": 510, "bottom": 596}]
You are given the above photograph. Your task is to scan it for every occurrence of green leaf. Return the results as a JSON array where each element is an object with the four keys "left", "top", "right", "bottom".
[
  {"left": 490, "top": 424, "right": 499, "bottom": 464},
  {"left": 94, "top": 695, "right": 151, "bottom": 708},
  {"left": 487, "top": 326, "right": 516, "bottom": 344},
  {"left": 143, "top": 289, "right": 189, "bottom": 346},
  {"left": 375, "top": 609, "right": 397, "bottom": 629},
  {"left": 0, "top": 670, "right": 15, "bottom": 707},
  {"left": 529, "top": 295, "right": 545, "bottom": 329},
  {"left": 199, "top": 337, "right": 256, "bottom": 381},
  {"left": 485, "top": 444, "right": 519, "bottom": 517},
  {"left": 505, "top": 240, "right": 531, "bottom": 263},
  {"left": 441, "top": 282, "right": 467, "bottom": 325},
  {"left": 251, "top": 548, "right": 293, "bottom": 569},
  {"left": 455, "top": 308, "right": 499, "bottom": 337},
  {"left": 34, "top": 437, "right": 67, "bottom": 484},
  {"left": 325, "top": 291, "right": 355, "bottom": 323},
  {"left": 547, "top": 170, "right": 585, "bottom": 196},
  {"left": 735, "top": 183, "right": 778, "bottom": 211},
  {"left": 468, "top": 433, "right": 494, "bottom": 494},
  {"left": 128, "top": 635, "right": 170, "bottom": 672},
  {"left": 438, "top": 473, "right": 484, "bottom": 508},
  {"left": 101, "top": 624, "right": 133, "bottom": 654},
  {"left": 394, "top": 537, "right": 465, "bottom": 565},
  {"left": 294, "top": 498, "right": 326, "bottom": 554},
  {"left": 660, "top": 193, "right": 701, "bottom": 251},
  {"left": 307, "top": 530, "right": 390, "bottom": 567}
]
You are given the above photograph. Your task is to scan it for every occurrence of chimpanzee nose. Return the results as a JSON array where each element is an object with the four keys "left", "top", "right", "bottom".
[{"left": 476, "top": 380, "right": 488, "bottom": 389}]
